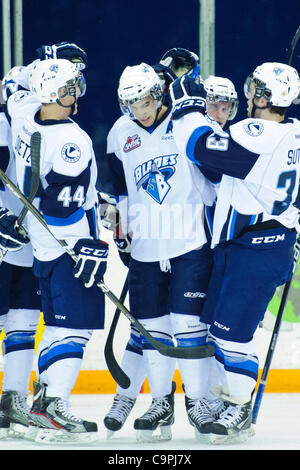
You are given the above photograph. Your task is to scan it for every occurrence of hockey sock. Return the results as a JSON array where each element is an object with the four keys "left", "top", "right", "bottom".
[
  {"left": 140, "top": 315, "right": 176, "bottom": 398},
  {"left": 116, "top": 326, "right": 146, "bottom": 398},
  {"left": 1, "top": 308, "right": 40, "bottom": 395},
  {"left": 171, "top": 313, "right": 213, "bottom": 399},
  {"left": 212, "top": 334, "right": 258, "bottom": 404},
  {"left": 37, "top": 326, "right": 92, "bottom": 400}
]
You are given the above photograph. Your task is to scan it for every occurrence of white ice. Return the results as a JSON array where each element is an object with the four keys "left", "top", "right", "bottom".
[{"left": 0, "top": 392, "right": 299, "bottom": 451}]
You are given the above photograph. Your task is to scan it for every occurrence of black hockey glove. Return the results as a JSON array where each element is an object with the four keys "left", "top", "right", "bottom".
[
  {"left": 73, "top": 238, "right": 109, "bottom": 288},
  {"left": 152, "top": 63, "right": 177, "bottom": 94},
  {"left": 169, "top": 75, "right": 206, "bottom": 120},
  {"left": 0, "top": 208, "right": 30, "bottom": 251},
  {"left": 114, "top": 232, "right": 131, "bottom": 268},
  {"left": 36, "top": 42, "right": 88, "bottom": 70}
]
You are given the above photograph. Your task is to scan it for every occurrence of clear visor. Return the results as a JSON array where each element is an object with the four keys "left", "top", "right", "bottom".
[
  {"left": 206, "top": 94, "right": 239, "bottom": 120},
  {"left": 119, "top": 89, "right": 162, "bottom": 119},
  {"left": 243, "top": 74, "right": 253, "bottom": 98},
  {"left": 244, "top": 74, "right": 271, "bottom": 102},
  {"left": 77, "top": 73, "right": 86, "bottom": 97},
  {"left": 57, "top": 73, "right": 86, "bottom": 103},
  {"left": 120, "top": 103, "right": 135, "bottom": 119}
]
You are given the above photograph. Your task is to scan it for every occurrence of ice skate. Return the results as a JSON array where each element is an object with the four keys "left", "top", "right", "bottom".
[
  {"left": 104, "top": 394, "right": 136, "bottom": 438},
  {"left": 0, "top": 390, "right": 39, "bottom": 439},
  {"left": 200, "top": 400, "right": 253, "bottom": 444},
  {"left": 185, "top": 396, "right": 228, "bottom": 440},
  {"left": 134, "top": 382, "right": 175, "bottom": 443},
  {"left": 0, "top": 409, "right": 10, "bottom": 439},
  {"left": 29, "top": 381, "right": 98, "bottom": 444}
]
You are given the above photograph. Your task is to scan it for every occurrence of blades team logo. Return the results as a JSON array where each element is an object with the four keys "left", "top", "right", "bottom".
[
  {"left": 244, "top": 121, "right": 264, "bottom": 136},
  {"left": 123, "top": 134, "right": 141, "bottom": 153},
  {"left": 61, "top": 143, "right": 81, "bottom": 163},
  {"left": 134, "top": 154, "right": 178, "bottom": 204}
]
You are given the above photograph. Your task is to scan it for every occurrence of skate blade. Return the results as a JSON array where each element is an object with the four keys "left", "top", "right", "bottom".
[
  {"left": 8, "top": 423, "right": 31, "bottom": 439},
  {"left": 209, "top": 427, "right": 253, "bottom": 445},
  {"left": 195, "top": 426, "right": 255, "bottom": 445},
  {"left": 0, "top": 428, "right": 10, "bottom": 439},
  {"left": 136, "top": 425, "right": 172, "bottom": 443},
  {"left": 106, "top": 429, "right": 116, "bottom": 440},
  {"left": 33, "top": 428, "right": 99, "bottom": 445}
]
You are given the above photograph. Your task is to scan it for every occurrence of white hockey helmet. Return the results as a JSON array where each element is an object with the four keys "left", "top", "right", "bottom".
[
  {"left": 204, "top": 75, "right": 239, "bottom": 120},
  {"left": 118, "top": 63, "right": 164, "bottom": 118},
  {"left": 244, "top": 62, "right": 300, "bottom": 107},
  {"left": 29, "top": 58, "right": 86, "bottom": 104}
]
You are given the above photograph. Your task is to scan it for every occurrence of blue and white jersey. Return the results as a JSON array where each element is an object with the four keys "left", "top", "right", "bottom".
[
  {"left": 0, "top": 112, "right": 34, "bottom": 266},
  {"left": 172, "top": 112, "right": 300, "bottom": 247},
  {"left": 7, "top": 91, "right": 99, "bottom": 261},
  {"left": 106, "top": 108, "right": 216, "bottom": 262}
]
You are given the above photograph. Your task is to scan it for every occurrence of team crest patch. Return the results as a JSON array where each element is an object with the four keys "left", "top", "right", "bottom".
[
  {"left": 244, "top": 121, "right": 264, "bottom": 137},
  {"left": 61, "top": 143, "right": 81, "bottom": 163},
  {"left": 13, "top": 91, "right": 30, "bottom": 102},
  {"left": 123, "top": 134, "right": 141, "bottom": 152}
]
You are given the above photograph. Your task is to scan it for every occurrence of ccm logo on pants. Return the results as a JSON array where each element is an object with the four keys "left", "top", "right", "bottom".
[{"left": 251, "top": 234, "right": 285, "bottom": 244}]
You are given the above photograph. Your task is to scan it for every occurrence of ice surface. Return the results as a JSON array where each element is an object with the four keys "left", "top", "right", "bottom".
[{"left": 0, "top": 393, "right": 299, "bottom": 451}]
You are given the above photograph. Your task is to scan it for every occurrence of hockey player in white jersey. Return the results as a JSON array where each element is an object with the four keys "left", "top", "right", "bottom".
[
  {"left": 103, "top": 61, "right": 219, "bottom": 442},
  {"left": 0, "top": 109, "right": 41, "bottom": 436},
  {"left": 169, "top": 62, "right": 300, "bottom": 443},
  {"left": 0, "top": 42, "right": 93, "bottom": 442},
  {"left": 103, "top": 69, "right": 239, "bottom": 440},
  {"left": 0, "top": 109, "right": 40, "bottom": 439},
  {"left": 2, "top": 56, "right": 109, "bottom": 444}
]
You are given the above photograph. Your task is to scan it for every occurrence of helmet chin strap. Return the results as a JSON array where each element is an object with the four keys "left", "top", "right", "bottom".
[
  {"left": 154, "top": 101, "right": 163, "bottom": 122},
  {"left": 56, "top": 97, "right": 77, "bottom": 116},
  {"left": 251, "top": 97, "right": 270, "bottom": 118}
]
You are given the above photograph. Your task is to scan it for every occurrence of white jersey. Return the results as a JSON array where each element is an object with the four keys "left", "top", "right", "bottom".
[
  {"left": 107, "top": 109, "right": 215, "bottom": 262},
  {"left": 173, "top": 112, "right": 300, "bottom": 247},
  {"left": 0, "top": 112, "right": 33, "bottom": 266},
  {"left": 7, "top": 91, "right": 99, "bottom": 261}
]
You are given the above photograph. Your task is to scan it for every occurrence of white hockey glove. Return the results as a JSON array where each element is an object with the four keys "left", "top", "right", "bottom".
[
  {"left": 98, "top": 192, "right": 119, "bottom": 231},
  {"left": 169, "top": 74, "right": 207, "bottom": 120},
  {"left": 98, "top": 192, "right": 131, "bottom": 267},
  {"left": 0, "top": 208, "right": 30, "bottom": 251},
  {"left": 36, "top": 42, "right": 88, "bottom": 71},
  {"left": 73, "top": 238, "right": 109, "bottom": 288}
]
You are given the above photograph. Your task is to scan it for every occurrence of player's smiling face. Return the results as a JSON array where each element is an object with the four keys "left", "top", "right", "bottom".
[{"left": 130, "top": 96, "right": 158, "bottom": 127}]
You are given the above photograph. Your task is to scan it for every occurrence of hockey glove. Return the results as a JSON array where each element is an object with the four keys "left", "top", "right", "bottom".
[
  {"left": 114, "top": 232, "right": 131, "bottom": 268},
  {"left": 152, "top": 63, "right": 177, "bottom": 94},
  {"left": 0, "top": 208, "right": 30, "bottom": 251},
  {"left": 36, "top": 42, "right": 88, "bottom": 70},
  {"left": 169, "top": 75, "right": 207, "bottom": 120},
  {"left": 73, "top": 238, "right": 109, "bottom": 288},
  {"left": 98, "top": 192, "right": 119, "bottom": 232}
]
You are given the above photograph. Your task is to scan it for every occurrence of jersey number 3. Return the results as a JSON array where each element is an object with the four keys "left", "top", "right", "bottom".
[{"left": 272, "top": 170, "right": 297, "bottom": 215}]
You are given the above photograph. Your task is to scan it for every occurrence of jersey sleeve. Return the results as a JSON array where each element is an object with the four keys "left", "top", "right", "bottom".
[
  {"left": 172, "top": 112, "right": 261, "bottom": 180},
  {"left": 106, "top": 119, "right": 128, "bottom": 198},
  {"left": 0, "top": 113, "right": 11, "bottom": 175}
]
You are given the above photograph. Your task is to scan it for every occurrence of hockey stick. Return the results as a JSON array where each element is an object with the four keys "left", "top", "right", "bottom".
[
  {"left": 0, "top": 168, "right": 215, "bottom": 360},
  {"left": 104, "top": 275, "right": 130, "bottom": 388},
  {"left": 252, "top": 24, "right": 300, "bottom": 424},
  {"left": 287, "top": 24, "right": 300, "bottom": 66},
  {"left": 252, "top": 235, "right": 300, "bottom": 424},
  {"left": 0, "top": 131, "right": 41, "bottom": 263}
]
